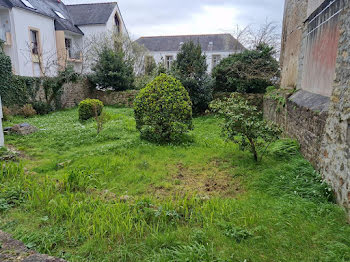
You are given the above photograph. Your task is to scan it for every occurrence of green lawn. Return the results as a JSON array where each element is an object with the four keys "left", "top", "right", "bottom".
[{"left": 1, "top": 107, "right": 350, "bottom": 262}]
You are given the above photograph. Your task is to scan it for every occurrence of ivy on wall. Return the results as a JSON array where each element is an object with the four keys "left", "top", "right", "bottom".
[{"left": 0, "top": 52, "right": 41, "bottom": 107}]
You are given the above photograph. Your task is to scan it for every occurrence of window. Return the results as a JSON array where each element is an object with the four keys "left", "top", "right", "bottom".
[
  {"left": 30, "top": 30, "right": 39, "bottom": 55},
  {"left": 212, "top": 55, "right": 221, "bottom": 68},
  {"left": 65, "top": 38, "right": 72, "bottom": 58},
  {"left": 165, "top": 55, "right": 173, "bottom": 70},
  {"left": 21, "top": 0, "right": 34, "bottom": 9},
  {"left": 115, "top": 14, "right": 120, "bottom": 34},
  {"left": 54, "top": 11, "right": 66, "bottom": 19}
]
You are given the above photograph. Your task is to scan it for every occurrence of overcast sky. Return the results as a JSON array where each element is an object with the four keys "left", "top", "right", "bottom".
[{"left": 63, "top": 0, "right": 285, "bottom": 39}]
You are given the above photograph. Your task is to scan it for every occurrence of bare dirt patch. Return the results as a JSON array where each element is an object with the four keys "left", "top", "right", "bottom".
[
  {"left": 150, "top": 159, "right": 243, "bottom": 199},
  {"left": 6, "top": 145, "right": 31, "bottom": 160}
]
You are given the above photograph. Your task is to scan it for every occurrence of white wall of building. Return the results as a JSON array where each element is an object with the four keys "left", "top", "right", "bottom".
[
  {"left": 11, "top": 7, "right": 58, "bottom": 77},
  {"left": 2, "top": 4, "right": 128, "bottom": 77},
  {"left": 105, "top": 5, "right": 128, "bottom": 34},
  {"left": 149, "top": 50, "right": 235, "bottom": 73},
  {"left": 0, "top": 8, "right": 16, "bottom": 72},
  {"left": 77, "top": 5, "right": 129, "bottom": 74},
  {"left": 78, "top": 4, "right": 128, "bottom": 40}
]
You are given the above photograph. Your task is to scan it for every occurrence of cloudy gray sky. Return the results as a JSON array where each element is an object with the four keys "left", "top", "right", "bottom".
[{"left": 63, "top": 0, "right": 285, "bottom": 39}]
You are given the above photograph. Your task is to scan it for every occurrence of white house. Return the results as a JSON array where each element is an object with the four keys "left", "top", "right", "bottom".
[
  {"left": 136, "top": 34, "right": 245, "bottom": 73},
  {"left": 0, "top": 0, "right": 128, "bottom": 77}
]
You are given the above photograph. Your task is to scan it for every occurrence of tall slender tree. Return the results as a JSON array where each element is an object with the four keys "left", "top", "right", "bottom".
[{"left": 171, "top": 41, "right": 213, "bottom": 115}]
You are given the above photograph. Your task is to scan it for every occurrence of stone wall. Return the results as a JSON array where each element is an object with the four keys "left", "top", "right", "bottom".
[
  {"left": 270, "top": 0, "right": 350, "bottom": 218},
  {"left": 34, "top": 79, "right": 139, "bottom": 109},
  {"left": 90, "top": 89, "right": 139, "bottom": 107},
  {"left": 60, "top": 79, "right": 92, "bottom": 108},
  {"left": 264, "top": 90, "right": 329, "bottom": 167},
  {"left": 319, "top": 2, "right": 350, "bottom": 218}
]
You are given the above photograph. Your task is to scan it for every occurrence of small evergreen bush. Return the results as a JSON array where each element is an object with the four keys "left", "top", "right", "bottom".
[
  {"left": 78, "top": 99, "right": 104, "bottom": 121},
  {"left": 134, "top": 74, "right": 193, "bottom": 142},
  {"left": 32, "top": 101, "right": 53, "bottom": 115},
  {"left": 89, "top": 47, "right": 135, "bottom": 91},
  {"left": 171, "top": 41, "right": 213, "bottom": 115}
]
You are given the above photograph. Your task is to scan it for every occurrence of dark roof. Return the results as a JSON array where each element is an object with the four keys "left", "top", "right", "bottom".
[
  {"left": 0, "top": 1, "right": 119, "bottom": 35},
  {"left": 9, "top": 0, "right": 83, "bottom": 35},
  {"left": 66, "top": 2, "right": 117, "bottom": 26},
  {"left": 136, "top": 34, "right": 245, "bottom": 52},
  {"left": 0, "top": 0, "right": 12, "bottom": 8}
]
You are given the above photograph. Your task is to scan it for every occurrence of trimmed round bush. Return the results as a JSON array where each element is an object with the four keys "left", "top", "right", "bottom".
[
  {"left": 78, "top": 99, "right": 104, "bottom": 121},
  {"left": 134, "top": 74, "right": 193, "bottom": 142}
]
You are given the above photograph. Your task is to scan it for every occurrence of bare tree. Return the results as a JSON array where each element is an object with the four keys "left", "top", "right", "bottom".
[
  {"left": 231, "top": 24, "right": 251, "bottom": 50},
  {"left": 250, "top": 20, "right": 281, "bottom": 54},
  {"left": 231, "top": 19, "right": 281, "bottom": 57},
  {"left": 85, "top": 31, "right": 149, "bottom": 76}
]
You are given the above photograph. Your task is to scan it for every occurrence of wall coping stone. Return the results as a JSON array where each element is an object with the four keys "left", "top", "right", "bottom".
[{"left": 289, "top": 90, "right": 330, "bottom": 113}]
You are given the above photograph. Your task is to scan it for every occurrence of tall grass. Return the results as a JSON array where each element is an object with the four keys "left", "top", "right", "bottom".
[{"left": 0, "top": 108, "right": 349, "bottom": 261}]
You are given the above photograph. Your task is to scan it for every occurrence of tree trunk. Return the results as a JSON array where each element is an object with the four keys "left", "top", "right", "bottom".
[{"left": 248, "top": 137, "right": 258, "bottom": 162}]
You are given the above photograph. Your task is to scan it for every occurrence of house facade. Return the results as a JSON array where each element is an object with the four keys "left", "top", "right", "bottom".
[
  {"left": 0, "top": 0, "right": 127, "bottom": 77},
  {"left": 136, "top": 34, "right": 245, "bottom": 73}
]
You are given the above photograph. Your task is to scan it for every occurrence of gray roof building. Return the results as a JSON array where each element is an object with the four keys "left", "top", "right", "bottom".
[
  {"left": 0, "top": 0, "right": 119, "bottom": 35},
  {"left": 66, "top": 3, "right": 117, "bottom": 26},
  {"left": 136, "top": 34, "right": 245, "bottom": 52}
]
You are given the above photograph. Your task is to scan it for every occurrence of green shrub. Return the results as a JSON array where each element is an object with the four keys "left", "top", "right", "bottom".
[
  {"left": 89, "top": 47, "right": 135, "bottom": 91},
  {"left": 171, "top": 41, "right": 213, "bottom": 115},
  {"left": 145, "top": 56, "right": 157, "bottom": 75},
  {"left": 0, "top": 52, "right": 42, "bottom": 107},
  {"left": 135, "top": 75, "right": 153, "bottom": 90},
  {"left": 265, "top": 86, "right": 277, "bottom": 94},
  {"left": 32, "top": 101, "right": 53, "bottom": 115},
  {"left": 212, "top": 43, "right": 279, "bottom": 93},
  {"left": 78, "top": 99, "right": 104, "bottom": 121},
  {"left": 210, "top": 93, "right": 281, "bottom": 161},
  {"left": 43, "top": 65, "right": 79, "bottom": 109},
  {"left": 134, "top": 74, "right": 193, "bottom": 142}
]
